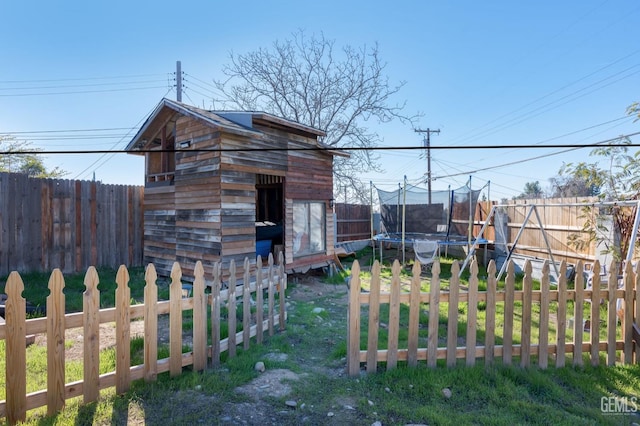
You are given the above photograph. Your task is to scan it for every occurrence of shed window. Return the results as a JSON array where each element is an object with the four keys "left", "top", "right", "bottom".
[{"left": 293, "top": 202, "right": 325, "bottom": 257}]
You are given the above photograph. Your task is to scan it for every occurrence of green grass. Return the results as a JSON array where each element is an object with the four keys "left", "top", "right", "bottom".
[{"left": 0, "top": 267, "right": 149, "bottom": 314}]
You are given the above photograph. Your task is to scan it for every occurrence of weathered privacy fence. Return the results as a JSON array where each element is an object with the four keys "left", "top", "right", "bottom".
[
  {"left": 0, "top": 255, "right": 286, "bottom": 425},
  {"left": 0, "top": 172, "right": 144, "bottom": 275},
  {"left": 347, "top": 258, "right": 640, "bottom": 376}
]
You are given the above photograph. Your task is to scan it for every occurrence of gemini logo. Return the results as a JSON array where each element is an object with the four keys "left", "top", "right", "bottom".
[{"left": 600, "top": 396, "right": 638, "bottom": 416}]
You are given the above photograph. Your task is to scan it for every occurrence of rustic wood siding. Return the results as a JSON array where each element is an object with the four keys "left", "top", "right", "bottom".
[
  {"left": 219, "top": 170, "right": 256, "bottom": 279},
  {"left": 143, "top": 185, "right": 175, "bottom": 277},
  {"left": 0, "top": 173, "right": 143, "bottom": 275},
  {"left": 173, "top": 117, "right": 222, "bottom": 280},
  {"left": 220, "top": 133, "right": 287, "bottom": 175}
]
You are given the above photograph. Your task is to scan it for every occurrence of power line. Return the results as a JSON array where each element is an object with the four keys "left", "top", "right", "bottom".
[
  {"left": 0, "top": 79, "right": 167, "bottom": 91},
  {"left": 0, "top": 73, "right": 167, "bottom": 84},
  {"left": 0, "top": 85, "right": 169, "bottom": 97},
  {"left": 3, "top": 127, "right": 137, "bottom": 134},
  {"left": 72, "top": 87, "right": 175, "bottom": 179},
  {"left": 433, "top": 131, "right": 640, "bottom": 179},
  {"left": 4, "top": 131, "right": 638, "bottom": 156}
]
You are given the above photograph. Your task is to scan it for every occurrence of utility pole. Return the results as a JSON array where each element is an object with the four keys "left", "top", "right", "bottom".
[
  {"left": 176, "top": 60, "right": 182, "bottom": 102},
  {"left": 414, "top": 128, "right": 440, "bottom": 204}
]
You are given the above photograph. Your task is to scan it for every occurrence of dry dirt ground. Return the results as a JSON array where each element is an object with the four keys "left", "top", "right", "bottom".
[{"left": 34, "top": 274, "right": 360, "bottom": 425}]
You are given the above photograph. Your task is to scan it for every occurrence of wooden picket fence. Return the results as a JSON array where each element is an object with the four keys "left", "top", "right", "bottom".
[
  {"left": 0, "top": 254, "right": 286, "bottom": 425},
  {"left": 347, "top": 258, "right": 640, "bottom": 376}
]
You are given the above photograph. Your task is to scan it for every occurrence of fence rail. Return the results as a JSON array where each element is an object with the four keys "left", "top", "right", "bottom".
[
  {"left": 0, "top": 254, "right": 286, "bottom": 425},
  {"left": 347, "top": 258, "right": 639, "bottom": 376}
]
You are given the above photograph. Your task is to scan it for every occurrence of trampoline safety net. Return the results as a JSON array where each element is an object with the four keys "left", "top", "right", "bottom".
[{"left": 376, "top": 183, "right": 482, "bottom": 239}]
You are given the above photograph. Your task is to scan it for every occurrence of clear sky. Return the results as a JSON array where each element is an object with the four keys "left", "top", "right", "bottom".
[{"left": 1, "top": 1, "right": 639, "bottom": 201}]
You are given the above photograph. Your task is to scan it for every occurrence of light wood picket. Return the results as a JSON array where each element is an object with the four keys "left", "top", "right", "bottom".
[
  {"left": 0, "top": 256, "right": 287, "bottom": 425},
  {"left": 347, "top": 258, "right": 639, "bottom": 376}
]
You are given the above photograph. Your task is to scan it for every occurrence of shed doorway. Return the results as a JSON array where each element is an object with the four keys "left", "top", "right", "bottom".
[{"left": 256, "top": 174, "right": 284, "bottom": 260}]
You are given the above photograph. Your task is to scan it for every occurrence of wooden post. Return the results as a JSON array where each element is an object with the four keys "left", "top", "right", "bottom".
[
  {"left": 47, "top": 269, "right": 66, "bottom": 416},
  {"left": 606, "top": 261, "right": 617, "bottom": 366},
  {"left": 573, "top": 260, "right": 584, "bottom": 367},
  {"left": 83, "top": 267, "right": 100, "bottom": 403},
  {"left": 144, "top": 264, "right": 158, "bottom": 382},
  {"left": 228, "top": 260, "right": 237, "bottom": 358},
  {"left": 6, "top": 272, "right": 27, "bottom": 424},
  {"left": 466, "top": 260, "right": 478, "bottom": 366},
  {"left": 169, "top": 262, "right": 183, "bottom": 377},
  {"left": 428, "top": 260, "right": 441, "bottom": 368},
  {"left": 407, "top": 261, "right": 422, "bottom": 367},
  {"left": 267, "top": 255, "right": 275, "bottom": 336},
  {"left": 590, "top": 261, "right": 601, "bottom": 366},
  {"left": 278, "top": 251, "right": 286, "bottom": 331},
  {"left": 539, "top": 262, "right": 550, "bottom": 369},
  {"left": 623, "top": 261, "right": 634, "bottom": 364},
  {"left": 503, "top": 261, "right": 515, "bottom": 365},
  {"left": 243, "top": 258, "right": 252, "bottom": 350},
  {"left": 635, "top": 262, "right": 640, "bottom": 363},
  {"left": 193, "top": 261, "right": 207, "bottom": 371},
  {"left": 366, "top": 261, "right": 381, "bottom": 373},
  {"left": 211, "top": 262, "right": 222, "bottom": 367},
  {"left": 447, "top": 262, "right": 460, "bottom": 367},
  {"left": 485, "top": 261, "right": 496, "bottom": 366},
  {"left": 256, "top": 256, "right": 264, "bottom": 345},
  {"left": 387, "top": 260, "right": 401, "bottom": 370},
  {"left": 347, "top": 260, "right": 361, "bottom": 376},
  {"left": 521, "top": 261, "right": 532, "bottom": 368},
  {"left": 115, "top": 265, "right": 131, "bottom": 394},
  {"left": 556, "top": 262, "right": 567, "bottom": 367}
]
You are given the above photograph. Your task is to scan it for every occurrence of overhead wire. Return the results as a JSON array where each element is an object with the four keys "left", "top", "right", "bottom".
[
  {"left": 4, "top": 131, "right": 638, "bottom": 156},
  {"left": 0, "top": 73, "right": 168, "bottom": 84},
  {"left": 72, "top": 86, "right": 175, "bottom": 180}
]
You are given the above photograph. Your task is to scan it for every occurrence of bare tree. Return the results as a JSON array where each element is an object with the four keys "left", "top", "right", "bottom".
[{"left": 215, "top": 30, "right": 419, "bottom": 202}]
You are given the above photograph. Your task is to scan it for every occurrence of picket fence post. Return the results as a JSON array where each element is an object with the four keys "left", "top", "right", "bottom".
[
  {"left": 83, "top": 267, "right": 100, "bottom": 403},
  {"left": 47, "top": 269, "right": 66, "bottom": 415},
  {"left": 144, "top": 264, "right": 158, "bottom": 382},
  {"left": 169, "top": 262, "right": 183, "bottom": 377},
  {"left": 5, "top": 272, "right": 26, "bottom": 424},
  {"left": 115, "top": 265, "right": 131, "bottom": 394}
]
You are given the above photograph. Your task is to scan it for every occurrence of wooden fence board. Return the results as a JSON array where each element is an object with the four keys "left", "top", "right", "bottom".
[
  {"left": 590, "top": 261, "right": 601, "bottom": 366},
  {"left": 6, "top": 272, "right": 26, "bottom": 424},
  {"left": 143, "top": 264, "right": 158, "bottom": 382},
  {"left": 427, "top": 261, "right": 440, "bottom": 368},
  {"left": 347, "top": 257, "right": 637, "bottom": 376},
  {"left": 169, "top": 262, "right": 183, "bottom": 377},
  {"left": 573, "top": 260, "right": 584, "bottom": 366},
  {"left": 0, "top": 173, "right": 144, "bottom": 276},
  {"left": 0, "top": 257, "right": 287, "bottom": 423},
  {"left": 367, "top": 261, "right": 381, "bottom": 373},
  {"left": 46, "top": 269, "right": 65, "bottom": 415},
  {"left": 387, "top": 260, "right": 401, "bottom": 370},
  {"left": 408, "top": 262, "right": 421, "bottom": 367},
  {"left": 521, "top": 262, "right": 532, "bottom": 367},
  {"left": 447, "top": 262, "right": 460, "bottom": 367},
  {"left": 115, "top": 266, "right": 131, "bottom": 394},
  {"left": 466, "top": 262, "right": 478, "bottom": 366},
  {"left": 485, "top": 262, "right": 496, "bottom": 365},
  {"left": 83, "top": 267, "right": 100, "bottom": 403},
  {"left": 607, "top": 262, "right": 617, "bottom": 366},
  {"left": 539, "top": 262, "right": 550, "bottom": 369}
]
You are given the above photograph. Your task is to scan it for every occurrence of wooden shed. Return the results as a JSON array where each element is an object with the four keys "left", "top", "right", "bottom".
[{"left": 125, "top": 98, "right": 346, "bottom": 280}]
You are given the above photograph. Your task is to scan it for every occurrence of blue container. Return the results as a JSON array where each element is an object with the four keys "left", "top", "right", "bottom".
[{"left": 256, "top": 240, "right": 271, "bottom": 258}]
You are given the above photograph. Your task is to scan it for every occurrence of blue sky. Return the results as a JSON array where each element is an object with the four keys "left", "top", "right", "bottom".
[{"left": 1, "top": 1, "right": 639, "bottom": 200}]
